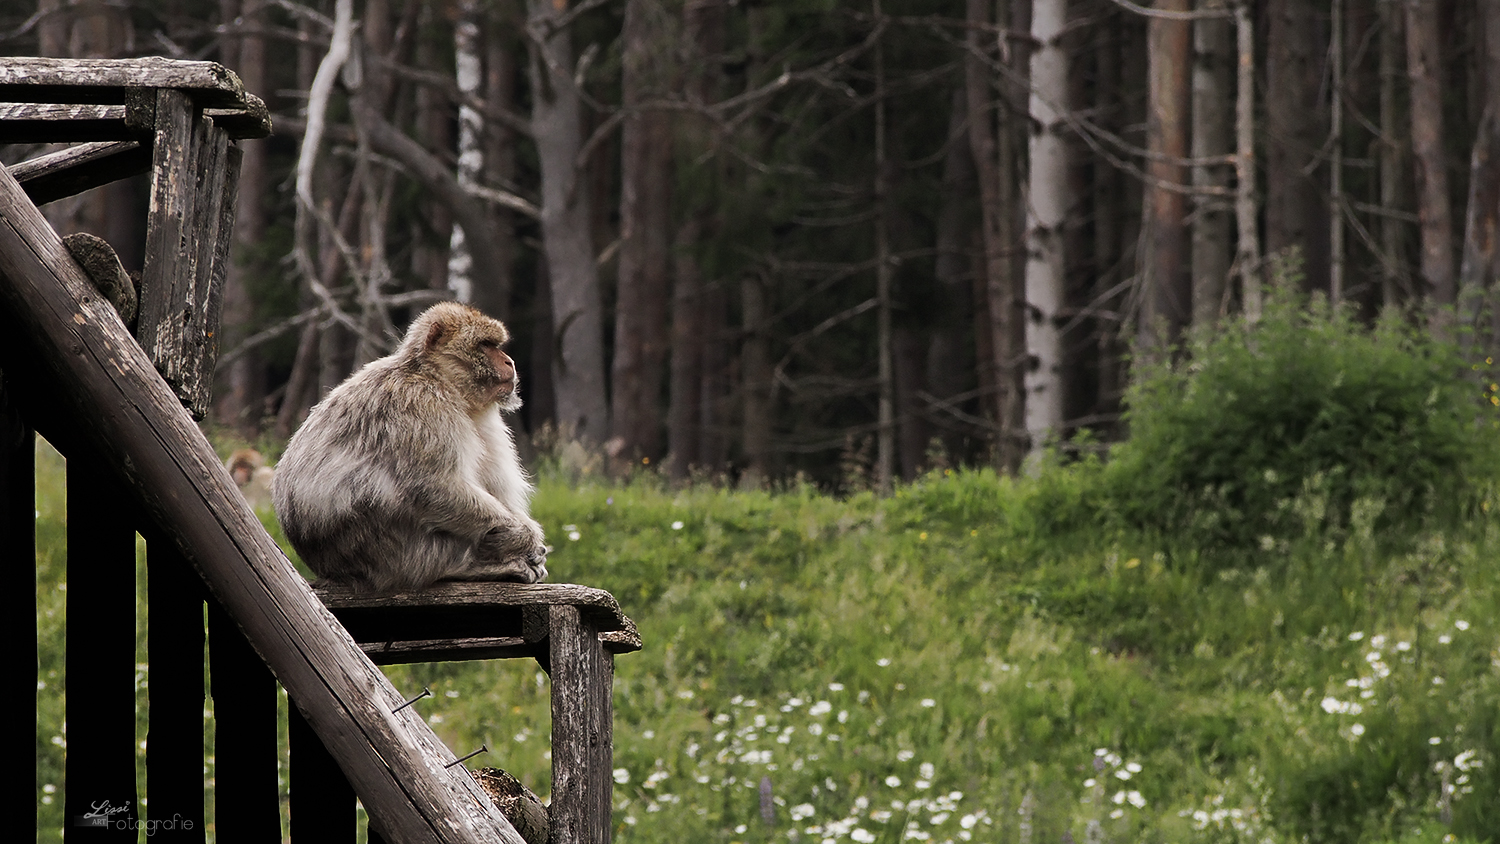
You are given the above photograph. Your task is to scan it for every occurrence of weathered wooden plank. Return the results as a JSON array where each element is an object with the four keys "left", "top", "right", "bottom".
[
  {"left": 166, "top": 115, "right": 228, "bottom": 419},
  {"left": 0, "top": 97, "right": 266, "bottom": 142},
  {"left": 0, "top": 102, "right": 135, "bottom": 142},
  {"left": 0, "top": 164, "right": 524, "bottom": 843},
  {"left": 548, "top": 606, "right": 615, "bottom": 844},
  {"left": 9, "top": 142, "right": 152, "bottom": 206},
  {"left": 144, "top": 529, "right": 208, "bottom": 842},
  {"left": 289, "top": 704, "right": 357, "bottom": 844},
  {"left": 64, "top": 463, "right": 140, "bottom": 839},
  {"left": 208, "top": 600, "right": 283, "bottom": 842},
  {"left": 336, "top": 606, "right": 527, "bottom": 646},
  {"left": 206, "top": 93, "right": 272, "bottom": 140},
  {"left": 318, "top": 581, "right": 643, "bottom": 658},
  {"left": 360, "top": 637, "right": 542, "bottom": 665},
  {"left": 317, "top": 582, "right": 639, "bottom": 635},
  {"left": 137, "top": 87, "right": 197, "bottom": 406},
  {"left": 189, "top": 126, "right": 239, "bottom": 419},
  {"left": 0, "top": 57, "right": 247, "bottom": 108},
  {"left": 134, "top": 105, "right": 239, "bottom": 419}
]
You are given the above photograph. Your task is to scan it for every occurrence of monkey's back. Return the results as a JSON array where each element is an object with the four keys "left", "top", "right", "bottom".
[{"left": 273, "top": 356, "right": 480, "bottom": 591}]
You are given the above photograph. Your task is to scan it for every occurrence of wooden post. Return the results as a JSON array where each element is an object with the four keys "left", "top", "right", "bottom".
[
  {"left": 548, "top": 605, "right": 614, "bottom": 844},
  {"left": 289, "top": 703, "right": 357, "bottom": 844},
  {"left": 64, "top": 461, "right": 140, "bottom": 839},
  {"left": 207, "top": 600, "right": 282, "bottom": 841},
  {"left": 2, "top": 377, "right": 36, "bottom": 838},
  {"left": 136, "top": 89, "right": 239, "bottom": 420},
  {"left": 144, "top": 531, "right": 207, "bottom": 842}
]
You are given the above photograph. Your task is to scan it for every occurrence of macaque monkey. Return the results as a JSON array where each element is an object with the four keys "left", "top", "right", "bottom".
[
  {"left": 273, "top": 302, "right": 547, "bottom": 591},
  {"left": 225, "top": 448, "right": 275, "bottom": 510}
]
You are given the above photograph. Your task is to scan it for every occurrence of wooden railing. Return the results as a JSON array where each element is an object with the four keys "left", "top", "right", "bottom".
[{"left": 2, "top": 57, "right": 635, "bottom": 843}]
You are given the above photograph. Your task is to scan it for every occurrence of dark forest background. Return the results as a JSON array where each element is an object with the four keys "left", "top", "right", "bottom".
[{"left": 4, "top": 0, "right": 1497, "bottom": 490}]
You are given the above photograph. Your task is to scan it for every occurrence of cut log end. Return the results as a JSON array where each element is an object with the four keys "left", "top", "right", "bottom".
[
  {"left": 473, "top": 767, "right": 549, "bottom": 844},
  {"left": 62, "top": 232, "right": 137, "bottom": 329}
]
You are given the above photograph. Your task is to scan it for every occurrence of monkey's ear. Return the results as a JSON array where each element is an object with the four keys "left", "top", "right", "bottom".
[{"left": 423, "top": 320, "right": 451, "bottom": 353}]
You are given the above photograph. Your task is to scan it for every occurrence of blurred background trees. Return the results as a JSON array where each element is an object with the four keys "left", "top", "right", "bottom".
[{"left": 5, "top": 0, "right": 1497, "bottom": 489}]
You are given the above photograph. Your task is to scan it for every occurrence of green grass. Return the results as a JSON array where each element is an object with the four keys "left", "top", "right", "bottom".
[{"left": 33, "top": 441, "right": 1499, "bottom": 843}]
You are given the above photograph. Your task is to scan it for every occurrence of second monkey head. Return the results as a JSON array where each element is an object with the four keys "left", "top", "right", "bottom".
[{"left": 400, "top": 302, "right": 521, "bottom": 413}]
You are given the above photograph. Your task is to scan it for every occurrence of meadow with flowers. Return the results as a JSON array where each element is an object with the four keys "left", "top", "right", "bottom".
[
  {"left": 32, "top": 293, "right": 1500, "bottom": 842},
  {"left": 393, "top": 457, "right": 1493, "bottom": 844}
]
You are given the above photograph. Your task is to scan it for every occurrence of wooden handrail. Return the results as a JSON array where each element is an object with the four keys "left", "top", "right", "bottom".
[{"left": 0, "top": 162, "right": 523, "bottom": 844}]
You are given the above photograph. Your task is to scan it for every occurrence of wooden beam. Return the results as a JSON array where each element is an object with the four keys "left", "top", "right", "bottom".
[
  {"left": 0, "top": 164, "right": 524, "bottom": 844},
  {"left": 206, "top": 97, "right": 272, "bottom": 140},
  {"left": 0, "top": 57, "right": 248, "bottom": 108},
  {"left": 0, "top": 102, "right": 135, "bottom": 143},
  {"left": 9, "top": 142, "right": 153, "bottom": 205},
  {"left": 0, "top": 102, "right": 270, "bottom": 144},
  {"left": 318, "top": 582, "right": 643, "bottom": 663},
  {"left": 359, "top": 637, "right": 542, "bottom": 665}
]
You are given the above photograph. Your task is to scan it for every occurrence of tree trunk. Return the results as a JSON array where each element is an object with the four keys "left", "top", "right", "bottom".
[
  {"left": 964, "top": 0, "right": 1005, "bottom": 454},
  {"left": 613, "top": 0, "right": 675, "bottom": 466},
  {"left": 1091, "top": 3, "right": 1129, "bottom": 431},
  {"left": 1406, "top": 0, "right": 1455, "bottom": 310},
  {"left": 1378, "top": 0, "right": 1407, "bottom": 307},
  {"left": 965, "top": 0, "right": 1027, "bottom": 473},
  {"left": 1191, "top": 0, "right": 1232, "bottom": 328},
  {"left": 447, "top": 0, "right": 483, "bottom": 304},
  {"left": 526, "top": 0, "right": 610, "bottom": 443},
  {"left": 874, "top": 0, "right": 894, "bottom": 494},
  {"left": 37, "top": 0, "right": 67, "bottom": 57},
  {"left": 893, "top": 326, "right": 928, "bottom": 479},
  {"left": 479, "top": 7, "right": 520, "bottom": 324},
  {"left": 1329, "top": 0, "right": 1346, "bottom": 302},
  {"left": 699, "top": 280, "right": 730, "bottom": 475},
  {"left": 668, "top": 0, "right": 726, "bottom": 481},
  {"left": 927, "top": 87, "right": 974, "bottom": 464},
  {"left": 1234, "top": 0, "right": 1262, "bottom": 320},
  {"left": 409, "top": 12, "right": 452, "bottom": 293},
  {"left": 741, "top": 275, "right": 772, "bottom": 487},
  {"left": 1001, "top": 0, "right": 1033, "bottom": 469},
  {"left": 667, "top": 218, "right": 703, "bottom": 481},
  {"left": 217, "top": 0, "right": 269, "bottom": 436},
  {"left": 1457, "top": 2, "right": 1500, "bottom": 344},
  {"left": 351, "top": 0, "right": 401, "bottom": 371},
  {"left": 1265, "top": 0, "right": 1330, "bottom": 293},
  {"left": 1139, "top": 0, "right": 1191, "bottom": 353},
  {"left": 1024, "top": 0, "right": 1068, "bottom": 460},
  {"left": 275, "top": 12, "right": 335, "bottom": 438},
  {"left": 528, "top": 259, "right": 559, "bottom": 430}
]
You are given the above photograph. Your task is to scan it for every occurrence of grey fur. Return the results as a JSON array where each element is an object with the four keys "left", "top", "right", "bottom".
[{"left": 273, "top": 303, "right": 547, "bottom": 592}]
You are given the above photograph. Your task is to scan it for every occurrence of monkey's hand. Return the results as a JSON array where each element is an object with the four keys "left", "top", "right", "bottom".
[{"left": 467, "top": 519, "right": 549, "bottom": 584}]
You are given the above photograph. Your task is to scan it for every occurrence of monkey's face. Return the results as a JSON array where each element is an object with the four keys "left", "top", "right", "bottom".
[
  {"left": 409, "top": 303, "right": 524, "bottom": 412},
  {"left": 480, "top": 340, "right": 522, "bottom": 412}
]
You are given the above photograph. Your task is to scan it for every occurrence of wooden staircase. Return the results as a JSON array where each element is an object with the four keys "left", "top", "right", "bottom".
[{"left": 1, "top": 57, "right": 636, "bottom": 843}]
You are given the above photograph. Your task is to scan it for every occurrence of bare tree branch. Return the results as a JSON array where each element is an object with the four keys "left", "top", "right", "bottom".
[{"left": 1103, "top": 0, "right": 1231, "bottom": 21}]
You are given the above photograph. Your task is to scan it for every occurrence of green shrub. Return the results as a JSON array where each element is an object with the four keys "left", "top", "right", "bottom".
[{"left": 1104, "top": 287, "right": 1500, "bottom": 550}]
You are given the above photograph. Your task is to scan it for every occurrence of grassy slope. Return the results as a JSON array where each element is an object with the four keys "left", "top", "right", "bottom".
[
  {"left": 514, "top": 468, "right": 1498, "bottom": 844},
  {"left": 34, "top": 443, "right": 1498, "bottom": 843}
]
